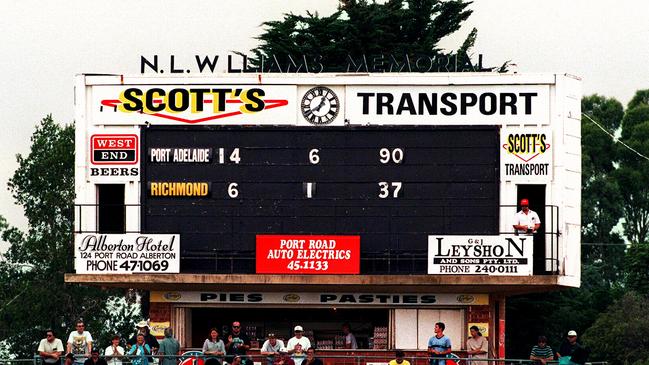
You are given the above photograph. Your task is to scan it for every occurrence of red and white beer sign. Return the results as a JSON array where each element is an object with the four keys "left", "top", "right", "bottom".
[
  {"left": 256, "top": 235, "right": 360, "bottom": 274},
  {"left": 90, "top": 134, "right": 138, "bottom": 164}
]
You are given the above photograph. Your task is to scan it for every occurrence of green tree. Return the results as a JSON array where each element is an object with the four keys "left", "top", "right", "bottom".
[
  {"left": 249, "top": 0, "right": 500, "bottom": 72},
  {"left": 582, "top": 292, "right": 649, "bottom": 365},
  {"left": 0, "top": 116, "right": 138, "bottom": 357}
]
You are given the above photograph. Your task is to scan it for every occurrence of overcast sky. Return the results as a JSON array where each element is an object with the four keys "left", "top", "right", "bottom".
[{"left": 1, "top": 0, "right": 648, "bottom": 252}]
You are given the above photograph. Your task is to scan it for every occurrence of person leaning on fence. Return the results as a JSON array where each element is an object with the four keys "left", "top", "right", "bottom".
[
  {"left": 427, "top": 322, "right": 452, "bottom": 365},
  {"left": 158, "top": 327, "right": 181, "bottom": 365},
  {"left": 389, "top": 350, "right": 411, "bottom": 365},
  {"left": 466, "top": 326, "right": 488, "bottom": 365},
  {"left": 202, "top": 328, "right": 225, "bottom": 365},
  {"left": 261, "top": 333, "right": 285, "bottom": 365},
  {"left": 67, "top": 320, "right": 93, "bottom": 365},
  {"left": 39, "top": 329, "right": 64, "bottom": 365},
  {"left": 128, "top": 333, "right": 152, "bottom": 365},
  {"left": 105, "top": 335, "right": 125, "bottom": 365},
  {"left": 530, "top": 336, "right": 554, "bottom": 365}
]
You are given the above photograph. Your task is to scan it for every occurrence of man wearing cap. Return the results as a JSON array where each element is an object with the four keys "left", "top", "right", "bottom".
[
  {"left": 127, "top": 321, "right": 159, "bottom": 363},
  {"left": 226, "top": 321, "right": 251, "bottom": 364},
  {"left": 261, "top": 333, "right": 285, "bottom": 365},
  {"left": 513, "top": 198, "right": 541, "bottom": 235},
  {"left": 83, "top": 348, "right": 108, "bottom": 365},
  {"left": 557, "top": 331, "right": 581, "bottom": 360},
  {"left": 286, "top": 326, "right": 311, "bottom": 355}
]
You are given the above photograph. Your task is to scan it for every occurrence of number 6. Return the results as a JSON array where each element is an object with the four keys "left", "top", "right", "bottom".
[
  {"left": 228, "top": 183, "right": 239, "bottom": 198},
  {"left": 309, "top": 149, "right": 320, "bottom": 164}
]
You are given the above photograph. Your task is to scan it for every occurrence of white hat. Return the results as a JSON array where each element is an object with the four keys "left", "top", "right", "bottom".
[
  {"left": 294, "top": 325, "right": 304, "bottom": 332},
  {"left": 136, "top": 320, "right": 149, "bottom": 329},
  {"left": 279, "top": 347, "right": 288, "bottom": 353},
  {"left": 567, "top": 330, "right": 577, "bottom": 337}
]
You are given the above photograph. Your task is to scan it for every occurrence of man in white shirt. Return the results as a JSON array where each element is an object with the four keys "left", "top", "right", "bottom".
[
  {"left": 513, "top": 198, "right": 541, "bottom": 235},
  {"left": 38, "top": 329, "right": 64, "bottom": 365},
  {"left": 342, "top": 323, "right": 357, "bottom": 350},
  {"left": 67, "top": 320, "right": 93, "bottom": 365},
  {"left": 105, "top": 335, "right": 125, "bottom": 365},
  {"left": 261, "top": 333, "right": 285, "bottom": 365},
  {"left": 286, "top": 326, "right": 311, "bottom": 354}
]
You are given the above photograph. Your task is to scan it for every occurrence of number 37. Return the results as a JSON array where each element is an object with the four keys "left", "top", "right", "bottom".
[{"left": 378, "top": 182, "right": 402, "bottom": 198}]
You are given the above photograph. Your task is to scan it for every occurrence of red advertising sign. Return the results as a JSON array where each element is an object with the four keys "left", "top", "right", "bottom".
[
  {"left": 90, "top": 134, "right": 138, "bottom": 164},
  {"left": 256, "top": 235, "right": 360, "bottom": 274}
]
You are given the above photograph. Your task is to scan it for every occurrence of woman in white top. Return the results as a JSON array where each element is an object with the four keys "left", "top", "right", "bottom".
[
  {"left": 105, "top": 335, "right": 125, "bottom": 365},
  {"left": 203, "top": 328, "right": 226, "bottom": 365}
]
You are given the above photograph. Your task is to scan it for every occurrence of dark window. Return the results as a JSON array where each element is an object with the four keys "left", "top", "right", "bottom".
[{"left": 97, "top": 184, "right": 125, "bottom": 233}]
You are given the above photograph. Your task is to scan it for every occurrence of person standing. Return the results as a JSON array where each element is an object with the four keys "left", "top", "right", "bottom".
[
  {"left": 158, "top": 328, "right": 181, "bottom": 365},
  {"left": 513, "top": 198, "right": 541, "bottom": 235},
  {"left": 225, "top": 321, "right": 251, "bottom": 365},
  {"left": 105, "top": 335, "right": 125, "bottom": 365},
  {"left": 466, "top": 326, "right": 488, "bottom": 365},
  {"left": 202, "top": 328, "right": 226, "bottom": 365},
  {"left": 128, "top": 334, "right": 152, "bottom": 365},
  {"left": 427, "top": 322, "right": 452, "bottom": 365},
  {"left": 342, "top": 323, "right": 358, "bottom": 350},
  {"left": 388, "top": 350, "right": 411, "bottom": 365},
  {"left": 67, "top": 320, "right": 93, "bottom": 365},
  {"left": 286, "top": 326, "right": 311, "bottom": 354},
  {"left": 260, "top": 333, "right": 285, "bottom": 365},
  {"left": 38, "top": 329, "right": 64, "bottom": 365},
  {"left": 529, "top": 336, "right": 554, "bottom": 365},
  {"left": 83, "top": 349, "right": 107, "bottom": 365},
  {"left": 557, "top": 330, "right": 582, "bottom": 363}
]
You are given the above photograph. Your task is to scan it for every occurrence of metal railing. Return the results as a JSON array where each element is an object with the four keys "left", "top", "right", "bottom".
[
  {"left": 72, "top": 203, "right": 561, "bottom": 275},
  {"left": 6, "top": 355, "right": 607, "bottom": 365}
]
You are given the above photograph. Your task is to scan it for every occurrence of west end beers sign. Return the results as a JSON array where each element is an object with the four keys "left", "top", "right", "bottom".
[
  {"left": 428, "top": 235, "right": 533, "bottom": 276},
  {"left": 89, "top": 84, "right": 550, "bottom": 126},
  {"left": 74, "top": 233, "right": 180, "bottom": 274}
]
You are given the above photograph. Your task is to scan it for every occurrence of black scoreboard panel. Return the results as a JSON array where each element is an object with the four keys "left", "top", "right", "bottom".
[{"left": 142, "top": 126, "right": 499, "bottom": 274}]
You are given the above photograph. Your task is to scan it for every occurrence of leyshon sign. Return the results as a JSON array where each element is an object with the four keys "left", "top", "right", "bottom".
[
  {"left": 74, "top": 233, "right": 180, "bottom": 274},
  {"left": 256, "top": 235, "right": 360, "bottom": 274},
  {"left": 500, "top": 127, "right": 553, "bottom": 182},
  {"left": 428, "top": 235, "right": 533, "bottom": 276},
  {"left": 150, "top": 291, "right": 489, "bottom": 306}
]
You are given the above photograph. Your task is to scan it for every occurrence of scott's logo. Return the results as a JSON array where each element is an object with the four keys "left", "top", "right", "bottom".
[{"left": 503, "top": 133, "right": 550, "bottom": 162}]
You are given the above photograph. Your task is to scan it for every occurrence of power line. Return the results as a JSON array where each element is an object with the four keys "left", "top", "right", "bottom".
[{"left": 582, "top": 112, "right": 649, "bottom": 162}]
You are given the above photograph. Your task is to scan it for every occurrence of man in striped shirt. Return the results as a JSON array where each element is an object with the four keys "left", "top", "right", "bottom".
[{"left": 530, "top": 336, "right": 554, "bottom": 365}]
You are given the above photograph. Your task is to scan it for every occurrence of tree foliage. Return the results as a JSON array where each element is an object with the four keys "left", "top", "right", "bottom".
[
  {"left": 0, "top": 116, "right": 138, "bottom": 357},
  {"left": 249, "top": 0, "right": 491, "bottom": 71},
  {"left": 582, "top": 292, "right": 649, "bottom": 365}
]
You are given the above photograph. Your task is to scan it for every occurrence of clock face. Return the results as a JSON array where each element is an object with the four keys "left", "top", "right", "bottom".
[{"left": 301, "top": 86, "right": 339, "bottom": 125}]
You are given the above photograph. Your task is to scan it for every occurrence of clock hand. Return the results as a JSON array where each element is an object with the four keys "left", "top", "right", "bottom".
[{"left": 313, "top": 97, "right": 327, "bottom": 112}]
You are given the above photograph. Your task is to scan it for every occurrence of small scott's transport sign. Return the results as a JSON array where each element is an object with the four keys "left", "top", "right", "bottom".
[
  {"left": 428, "top": 235, "right": 532, "bottom": 276},
  {"left": 256, "top": 235, "right": 360, "bottom": 274},
  {"left": 74, "top": 233, "right": 180, "bottom": 274}
]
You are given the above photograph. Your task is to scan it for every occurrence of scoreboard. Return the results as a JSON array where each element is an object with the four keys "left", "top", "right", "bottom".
[{"left": 142, "top": 125, "right": 499, "bottom": 273}]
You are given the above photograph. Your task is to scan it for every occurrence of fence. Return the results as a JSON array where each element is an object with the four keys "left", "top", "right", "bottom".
[{"left": 2, "top": 354, "right": 606, "bottom": 365}]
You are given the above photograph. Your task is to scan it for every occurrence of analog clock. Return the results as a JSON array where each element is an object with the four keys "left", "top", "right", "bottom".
[{"left": 301, "top": 86, "right": 339, "bottom": 125}]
